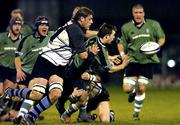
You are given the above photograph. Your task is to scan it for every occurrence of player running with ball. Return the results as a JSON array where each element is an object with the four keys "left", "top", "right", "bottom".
[{"left": 117, "top": 3, "right": 165, "bottom": 120}]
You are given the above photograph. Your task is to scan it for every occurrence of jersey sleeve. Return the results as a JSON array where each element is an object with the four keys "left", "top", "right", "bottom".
[
  {"left": 153, "top": 21, "right": 165, "bottom": 40},
  {"left": 120, "top": 25, "right": 128, "bottom": 53}
]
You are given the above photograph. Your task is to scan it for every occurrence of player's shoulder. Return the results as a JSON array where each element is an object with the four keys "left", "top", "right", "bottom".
[
  {"left": 68, "top": 21, "right": 84, "bottom": 35},
  {"left": 86, "top": 36, "right": 98, "bottom": 46},
  {"left": 24, "top": 34, "right": 34, "bottom": 40},
  {"left": 122, "top": 20, "right": 131, "bottom": 26},
  {"left": 20, "top": 34, "right": 35, "bottom": 45},
  {"left": 0, "top": 32, "right": 10, "bottom": 41},
  {"left": 0, "top": 32, "right": 7, "bottom": 37},
  {"left": 48, "top": 31, "right": 55, "bottom": 36},
  {"left": 121, "top": 20, "right": 133, "bottom": 30},
  {"left": 146, "top": 19, "right": 160, "bottom": 25},
  {"left": 87, "top": 36, "right": 97, "bottom": 43},
  {"left": 68, "top": 20, "right": 81, "bottom": 30}
]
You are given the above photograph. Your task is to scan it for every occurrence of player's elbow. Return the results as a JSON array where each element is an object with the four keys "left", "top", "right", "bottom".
[{"left": 159, "top": 38, "right": 165, "bottom": 46}]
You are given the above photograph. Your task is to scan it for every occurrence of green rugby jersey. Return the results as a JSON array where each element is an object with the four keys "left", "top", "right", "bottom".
[
  {"left": 0, "top": 32, "right": 22, "bottom": 69},
  {"left": 73, "top": 37, "right": 112, "bottom": 70},
  {"left": 121, "top": 19, "right": 165, "bottom": 64},
  {"left": 20, "top": 24, "right": 35, "bottom": 36},
  {"left": 17, "top": 31, "right": 54, "bottom": 74}
]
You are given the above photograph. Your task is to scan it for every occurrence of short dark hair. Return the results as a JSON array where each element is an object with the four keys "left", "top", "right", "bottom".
[
  {"left": 132, "top": 3, "right": 144, "bottom": 11},
  {"left": 97, "top": 23, "right": 117, "bottom": 38},
  {"left": 73, "top": 7, "right": 94, "bottom": 21},
  {"left": 11, "top": 9, "right": 24, "bottom": 18}
]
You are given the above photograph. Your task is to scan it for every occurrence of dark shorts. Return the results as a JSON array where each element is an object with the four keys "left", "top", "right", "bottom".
[
  {"left": 0, "top": 66, "right": 16, "bottom": 83},
  {"left": 125, "top": 63, "right": 156, "bottom": 79},
  {"left": 18, "top": 71, "right": 32, "bottom": 86},
  {"left": 31, "top": 55, "right": 66, "bottom": 80},
  {"left": 86, "top": 85, "right": 110, "bottom": 113},
  {"left": 65, "top": 62, "right": 86, "bottom": 80}
]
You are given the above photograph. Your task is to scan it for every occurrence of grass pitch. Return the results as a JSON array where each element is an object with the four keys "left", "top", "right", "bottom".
[{"left": 1, "top": 85, "right": 180, "bottom": 125}]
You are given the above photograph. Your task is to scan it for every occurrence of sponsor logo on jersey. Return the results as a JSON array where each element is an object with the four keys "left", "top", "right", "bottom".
[
  {"left": 132, "top": 34, "right": 150, "bottom": 40},
  {"left": 4, "top": 47, "right": 16, "bottom": 50},
  {"left": 32, "top": 47, "right": 43, "bottom": 52}
]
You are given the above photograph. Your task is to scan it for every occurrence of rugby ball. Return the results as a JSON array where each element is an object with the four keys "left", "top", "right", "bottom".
[{"left": 140, "top": 41, "right": 160, "bottom": 55}]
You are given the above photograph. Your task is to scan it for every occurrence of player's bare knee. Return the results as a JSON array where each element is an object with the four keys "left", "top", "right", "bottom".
[
  {"left": 98, "top": 101, "right": 110, "bottom": 123},
  {"left": 99, "top": 112, "right": 109, "bottom": 123},
  {"left": 30, "top": 84, "right": 46, "bottom": 100},
  {"left": 100, "top": 116, "right": 109, "bottom": 123},
  {"left": 137, "top": 85, "right": 146, "bottom": 94},
  {"left": 48, "top": 82, "right": 63, "bottom": 103},
  {"left": 49, "top": 89, "right": 62, "bottom": 102},
  {"left": 123, "top": 77, "right": 136, "bottom": 93},
  {"left": 123, "top": 85, "right": 133, "bottom": 93},
  {"left": 137, "top": 76, "right": 149, "bottom": 94}
]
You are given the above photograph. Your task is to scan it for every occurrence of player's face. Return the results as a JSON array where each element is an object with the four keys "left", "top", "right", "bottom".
[
  {"left": 80, "top": 15, "right": 93, "bottom": 30},
  {"left": 11, "top": 24, "right": 22, "bottom": 35},
  {"left": 132, "top": 8, "right": 145, "bottom": 24},
  {"left": 38, "top": 24, "right": 49, "bottom": 36},
  {"left": 106, "top": 30, "right": 116, "bottom": 44}
]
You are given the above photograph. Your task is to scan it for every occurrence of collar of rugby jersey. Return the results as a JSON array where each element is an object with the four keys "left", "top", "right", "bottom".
[
  {"left": 97, "top": 37, "right": 106, "bottom": 48},
  {"left": 7, "top": 32, "right": 22, "bottom": 42},
  {"left": 33, "top": 32, "right": 47, "bottom": 42},
  {"left": 132, "top": 19, "right": 146, "bottom": 28}
]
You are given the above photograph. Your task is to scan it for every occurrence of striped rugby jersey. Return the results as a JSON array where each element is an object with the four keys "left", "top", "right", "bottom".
[{"left": 41, "top": 20, "right": 86, "bottom": 66}]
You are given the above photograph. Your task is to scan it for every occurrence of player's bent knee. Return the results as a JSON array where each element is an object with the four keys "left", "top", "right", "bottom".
[
  {"left": 98, "top": 101, "right": 110, "bottom": 123},
  {"left": 123, "top": 85, "right": 133, "bottom": 93},
  {"left": 123, "top": 77, "right": 136, "bottom": 93},
  {"left": 137, "top": 76, "right": 149, "bottom": 93},
  {"left": 30, "top": 84, "right": 46, "bottom": 100},
  {"left": 137, "top": 85, "right": 146, "bottom": 94},
  {"left": 49, "top": 89, "right": 62, "bottom": 102},
  {"left": 99, "top": 112, "right": 110, "bottom": 123},
  {"left": 138, "top": 76, "right": 149, "bottom": 85},
  {"left": 49, "top": 82, "right": 63, "bottom": 102},
  {"left": 100, "top": 116, "right": 109, "bottom": 123},
  {"left": 29, "top": 90, "right": 44, "bottom": 100}
]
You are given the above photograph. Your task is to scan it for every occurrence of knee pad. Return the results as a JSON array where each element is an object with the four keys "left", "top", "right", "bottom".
[
  {"left": 138, "top": 76, "right": 149, "bottom": 85},
  {"left": 123, "top": 77, "right": 136, "bottom": 87},
  {"left": 32, "top": 84, "right": 46, "bottom": 94},
  {"left": 49, "top": 82, "right": 63, "bottom": 92}
]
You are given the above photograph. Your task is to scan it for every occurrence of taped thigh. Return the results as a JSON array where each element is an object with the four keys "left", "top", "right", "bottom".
[
  {"left": 49, "top": 82, "right": 63, "bottom": 92},
  {"left": 138, "top": 76, "right": 149, "bottom": 85},
  {"left": 32, "top": 84, "right": 46, "bottom": 94},
  {"left": 123, "top": 77, "right": 137, "bottom": 87}
]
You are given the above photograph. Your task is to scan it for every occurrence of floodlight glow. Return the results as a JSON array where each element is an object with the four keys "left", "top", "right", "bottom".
[{"left": 167, "top": 59, "right": 176, "bottom": 68}]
